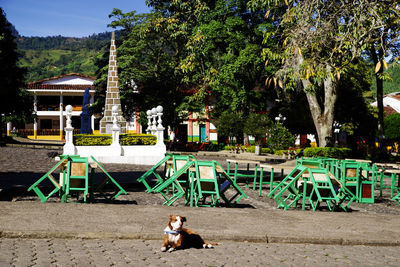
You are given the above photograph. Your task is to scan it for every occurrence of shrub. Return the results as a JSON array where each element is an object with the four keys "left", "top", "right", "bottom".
[
  {"left": 73, "top": 134, "right": 156, "bottom": 146},
  {"left": 119, "top": 134, "right": 156, "bottom": 145},
  {"left": 224, "top": 145, "right": 235, "bottom": 151},
  {"left": 265, "top": 123, "right": 296, "bottom": 151},
  {"left": 246, "top": 146, "right": 255, "bottom": 153},
  {"left": 203, "top": 143, "right": 226, "bottom": 151},
  {"left": 74, "top": 134, "right": 112, "bottom": 146},
  {"left": 303, "top": 147, "right": 352, "bottom": 158},
  {"left": 261, "top": 147, "right": 273, "bottom": 154}
]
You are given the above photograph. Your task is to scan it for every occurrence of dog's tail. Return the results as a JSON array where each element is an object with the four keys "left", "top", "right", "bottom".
[{"left": 203, "top": 242, "right": 218, "bottom": 248}]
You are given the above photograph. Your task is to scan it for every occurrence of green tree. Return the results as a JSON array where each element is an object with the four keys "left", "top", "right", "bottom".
[
  {"left": 243, "top": 113, "right": 272, "bottom": 145},
  {"left": 384, "top": 114, "right": 400, "bottom": 143},
  {"left": 248, "top": 0, "right": 400, "bottom": 147},
  {"left": 179, "top": 0, "right": 270, "bottom": 144},
  {"left": 0, "top": 8, "right": 31, "bottom": 139},
  {"left": 366, "top": 3, "right": 400, "bottom": 145},
  {"left": 213, "top": 110, "right": 244, "bottom": 144},
  {"left": 265, "top": 122, "right": 295, "bottom": 151},
  {"left": 107, "top": 9, "right": 191, "bottom": 129}
]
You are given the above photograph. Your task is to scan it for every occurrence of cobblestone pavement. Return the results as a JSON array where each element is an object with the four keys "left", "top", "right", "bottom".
[
  {"left": 1, "top": 238, "right": 399, "bottom": 267},
  {"left": 1, "top": 147, "right": 400, "bottom": 266}
]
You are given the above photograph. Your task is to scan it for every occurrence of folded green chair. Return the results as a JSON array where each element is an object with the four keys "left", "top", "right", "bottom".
[
  {"left": 190, "top": 160, "right": 247, "bottom": 207},
  {"left": 307, "top": 168, "right": 356, "bottom": 211},
  {"left": 153, "top": 154, "right": 196, "bottom": 206}
]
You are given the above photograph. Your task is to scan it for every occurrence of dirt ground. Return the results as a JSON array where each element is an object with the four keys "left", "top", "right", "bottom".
[{"left": 0, "top": 146, "right": 399, "bottom": 215}]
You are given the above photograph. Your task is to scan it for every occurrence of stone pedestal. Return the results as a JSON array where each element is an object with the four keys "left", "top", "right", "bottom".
[
  {"left": 100, "top": 31, "right": 126, "bottom": 134},
  {"left": 64, "top": 105, "right": 76, "bottom": 155},
  {"left": 64, "top": 126, "right": 76, "bottom": 155}
]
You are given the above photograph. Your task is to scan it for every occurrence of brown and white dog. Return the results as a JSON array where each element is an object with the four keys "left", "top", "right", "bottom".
[{"left": 161, "top": 215, "right": 217, "bottom": 252}]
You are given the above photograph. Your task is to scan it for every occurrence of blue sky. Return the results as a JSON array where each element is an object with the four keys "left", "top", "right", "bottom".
[{"left": 1, "top": 0, "right": 151, "bottom": 37}]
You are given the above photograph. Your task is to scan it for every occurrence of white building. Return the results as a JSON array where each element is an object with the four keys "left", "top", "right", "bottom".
[{"left": 25, "top": 73, "right": 96, "bottom": 140}]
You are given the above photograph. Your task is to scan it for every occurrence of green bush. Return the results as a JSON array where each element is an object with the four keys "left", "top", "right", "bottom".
[
  {"left": 223, "top": 145, "right": 273, "bottom": 154},
  {"left": 119, "top": 134, "right": 156, "bottom": 145},
  {"left": 246, "top": 146, "right": 255, "bottom": 153},
  {"left": 265, "top": 123, "right": 296, "bottom": 150},
  {"left": 224, "top": 145, "right": 235, "bottom": 151},
  {"left": 73, "top": 134, "right": 156, "bottom": 146},
  {"left": 303, "top": 147, "right": 352, "bottom": 158},
  {"left": 206, "top": 143, "right": 224, "bottom": 151},
  {"left": 274, "top": 148, "right": 302, "bottom": 156},
  {"left": 262, "top": 147, "right": 273, "bottom": 154},
  {"left": 74, "top": 134, "right": 112, "bottom": 146},
  {"left": 274, "top": 149, "right": 286, "bottom": 156}
]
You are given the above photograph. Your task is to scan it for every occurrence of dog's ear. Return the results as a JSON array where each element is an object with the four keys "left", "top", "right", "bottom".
[
  {"left": 181, "top": 216, "right": 186, "bottom": 222},
  {"left": 169, "top": 214, "right": 174, "bottom": 220}
]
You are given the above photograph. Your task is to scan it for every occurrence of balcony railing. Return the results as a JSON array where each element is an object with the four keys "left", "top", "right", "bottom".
[
  {"left": 36, "top": 105, "right": 82, "bottom": 112},
  {"left": 17, "top": 129, "right": 80, "bottom": 136}
]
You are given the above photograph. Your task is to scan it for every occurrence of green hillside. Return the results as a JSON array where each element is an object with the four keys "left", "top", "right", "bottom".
[
  {"left": 16, "top": 32, "right": 117, "bottom": 82},
  {"left": 369, "top": 63, "right": 400, "bottom": 97}
]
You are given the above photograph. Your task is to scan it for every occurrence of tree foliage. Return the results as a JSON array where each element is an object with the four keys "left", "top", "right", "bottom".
[
  {"left": 248, "top": 0, "right": 400, "bottom": 147},
  {"left": 0, "top": 8, "right": 31, "bottom": 132},
  {"left": 213, "top": 110, "right": 244, "bottom": 144},
  {"left": 180, "top": 1, "right": 271, "bottom": 135},
  {"left": 265, "top": 122, "right": 295, "bottom": 150},
  {"left": 384, "top": 113, "right": 400, "bottom": 141},
  {"left": 243, "top": 113, "right": 272, "bottom": 145},
  {"left": 102, "top": 1, "right": 272, "bottom": 134}
]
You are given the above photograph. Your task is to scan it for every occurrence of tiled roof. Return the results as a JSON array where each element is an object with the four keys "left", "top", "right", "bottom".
[
  {"left": 27, "top": 84, "right": 94, "bottom": 90},
  {"left": 384, "top": 105, "right": 398, "bottom": 116},
  {"left": 390, "top": 94, "right": 400, "bottom": 101},
  {"left": 28, "top": 73, "right": 96, "bottom": 85}
]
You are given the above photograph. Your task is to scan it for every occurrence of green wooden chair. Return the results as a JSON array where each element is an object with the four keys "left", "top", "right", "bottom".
[
  {"left": 137, "top": 153, "right": 174, "bottom": 193},
  {"left": 358, "top": 163, "right": 376, "bottom": 204},
  {"left": 190, "top": 160, "right": 247, "bottom": 207},
  {"left": 190, "top": 160, "right": 221, "bottom": 207},
  {"left": 268, "top": 164, "right": 308, "bottom": 210},
  {"left": 153, "top": 155, "right": 196, "bottom": 206},
  {"left": 258, "top": 164, "right": 293, "bottom": 197},
  {"left": 90, "top": 156, "right": 127, "bottom": 202},
  {"left": 62, "top": 155, "right": 90, "bottom": 203},
  {"left": 392, "top": 192, "right": 400, "bottom": 206},
  {"left": 339, "top": 161, "right": 362, "bottom": 202},
  {"left": 307, "top": 168, "right": 356, "bottom": 211},
  {"left": 226, "top": 159, "right": 260, "bottom": 190},
  {"left": 27, "top": 156, "right": 68, "bottom": 202}
]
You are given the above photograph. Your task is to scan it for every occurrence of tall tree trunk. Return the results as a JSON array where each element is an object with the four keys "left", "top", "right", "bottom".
[
  {"left": 370, "top": 46, "right": 385, "bottom": 145},
  {"left": 243, "top": 132, "right": 249, "bottom": 146},
  {"left": 303, "top": 65, "right": 337, "bottom": 147}
]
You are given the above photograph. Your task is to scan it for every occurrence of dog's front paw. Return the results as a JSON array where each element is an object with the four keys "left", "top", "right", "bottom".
[
  {"left": 167, "top": 247, "right": 175, "bottom": 253},
  {"left": 203, "top": 244, "right": 214, "bottom": 249},
  {"left": 161, "top": 247, "right": 167, "bottom": 252}
]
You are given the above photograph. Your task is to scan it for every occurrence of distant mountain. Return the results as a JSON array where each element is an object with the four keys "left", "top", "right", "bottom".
[{"left": 17, "top": 32, "right": 120, "bottom": 82}]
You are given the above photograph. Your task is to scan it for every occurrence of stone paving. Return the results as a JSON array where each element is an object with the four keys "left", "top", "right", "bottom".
[{"left": 1, "top": 238, "right": 399, "bottom": 267}]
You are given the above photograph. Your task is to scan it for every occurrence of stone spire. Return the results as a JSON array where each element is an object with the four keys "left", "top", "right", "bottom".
[{"left": 100, "top": 32, "right": 127, "bottom": 134}]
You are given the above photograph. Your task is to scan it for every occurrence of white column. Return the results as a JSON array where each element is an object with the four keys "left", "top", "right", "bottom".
[
  {"left": 7, "top": 122, "right": 12, "bottom": 136},
  {"left": 59, "top": 95, "right": 63, "bottom": 139},
  {"left": 33, "top": 95, "right": 38, "bottom": 139},
  {"left": 156, "top": 106, "right": 166, "bottom": 148},
  {"left": 151, "top": 107, "right": 157, "bottom": 135},
  {"left": 110, "top": 105, "right": 122, "bottom": 155},
  {"left": 146, "top": 110, "right": 152, "bottom": 134}
]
